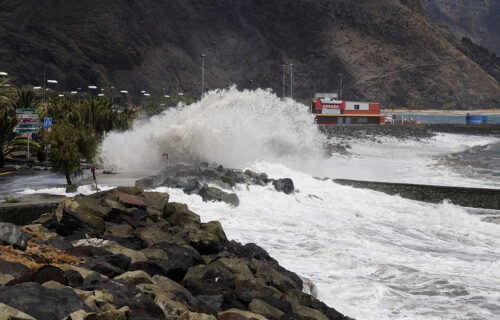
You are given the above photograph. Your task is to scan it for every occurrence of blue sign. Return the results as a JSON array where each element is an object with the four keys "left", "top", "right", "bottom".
[{"left": 43, "top": 117, "right": 52, "bottom": 128}]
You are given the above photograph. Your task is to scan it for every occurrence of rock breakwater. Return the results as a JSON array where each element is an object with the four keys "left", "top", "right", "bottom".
[{"left": 0, "top": 186, "right": 350, "bottom": 319}]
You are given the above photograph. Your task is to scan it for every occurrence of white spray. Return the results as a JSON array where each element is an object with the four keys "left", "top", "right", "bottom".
[{"left": 101, "top": 87, "right": 326, "bottom": 170}]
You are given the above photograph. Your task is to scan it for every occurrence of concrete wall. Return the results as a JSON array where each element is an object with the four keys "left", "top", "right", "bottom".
[{"left": 334, "top": 179, "right": 500, "bottom": 210}]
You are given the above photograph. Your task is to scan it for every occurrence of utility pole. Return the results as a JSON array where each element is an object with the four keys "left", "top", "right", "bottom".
[
  {"left": 282, "top": 64, "right": 286, "bottom": 98},
  {"left": 290, "top": 64, "right": 294, "bottom": 99},
  {"left": 338, "top": 73, "right": 343, "bottom": 100},
  {"left": 201, "top": 53, "right": 206, "bottom": 99}
]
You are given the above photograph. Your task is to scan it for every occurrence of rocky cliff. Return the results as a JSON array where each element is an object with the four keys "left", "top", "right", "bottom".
[
  {"left": 1, "top": 0, "right": 500, "bottom": 108},
  {"left": 421, "top": 0, "right": 500, "bottom": 55}
]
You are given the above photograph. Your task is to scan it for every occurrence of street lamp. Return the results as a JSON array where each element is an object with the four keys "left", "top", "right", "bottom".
[
  {"left": 201, "top": 53, "right": 206, "bottom": 99},
  {"left": 120, "top": 90, "right": 128, "bottom": 106},
  {"left": 290, "top": 64, "right": 294, "bottom": 99},
  {"left": 338, "top": 73, "right": 343, "bottom": 100},
  {"left": 282, "top": 64, "right": 287, "bottom": 98},
  {"left": 88, "top": 85, "right": 97, "bottom": 96},
  {"left": 0, "top": 72, "right": 8, "bottom": 76}
]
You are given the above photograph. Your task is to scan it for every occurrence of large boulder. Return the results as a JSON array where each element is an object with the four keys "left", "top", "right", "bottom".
[
  {"left": 249, "top": 298, "right": 285, "bottom": 319},
  {"left": 0, "top": 258, "right": 29, "bottom": 278},
  {"left": 114, "top": 270, "right": 153, "bottom": 285},
  {"left": 0, "top": 302, "right": 36, "bottom": 320},
  {"left": 0, "top": 222, "right": 29, "bottom": 250},
  {"left": 272, "top": 178, "right": 295, "bottom": 194},
  {"left": 0, "top": 282, "right": 91, "bottom": 319},
  {"left": 80, "top": 272, "right": 165, "bottom": 319},
  {"left": 164, "top": 203, "right": 201, "bottom": 226},
  {"left": 130, "top": 243, "right": 203, "bottom": 281},
  {"left": 6, "top": 265, "right": 68, "bottom": 286},
  {"left": 199, "top": 185, "right": 240, "bottom": 207},
  {"left": 182, "top": 262, "right": 235, "bottom": 306},
  {"left": 217, "top": 308, "right": 267, "bottom": 320}
]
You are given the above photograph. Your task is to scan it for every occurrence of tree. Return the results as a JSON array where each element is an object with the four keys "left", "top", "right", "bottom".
[
  {"left": 0, "top": 79, "right": 18, "bottom": 168},
  {"left": 48, "top": 121, "right": 83, "bottom": 185}
]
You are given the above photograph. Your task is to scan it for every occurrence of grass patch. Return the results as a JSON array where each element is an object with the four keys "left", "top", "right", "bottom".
[{"left": 3, "top": 197, "right": 20, "bottom": 203}]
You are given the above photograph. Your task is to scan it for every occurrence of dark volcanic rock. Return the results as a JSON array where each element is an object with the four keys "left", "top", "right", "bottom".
[
  {"left": 0, "top": 282, "right": 91, "bottom": 319},
  {"left": 0, "top": 258, "right": 29, "bottom": 278},
  {"left": 273, "top": 179, "right": 295, "bottom": 195},
  {"left": 81, "top": 273, "right": 165, "bottom": 319},
  {"left": 0, "top": 222, "right": 29, "bottom": 250},
  {"left": 199, "top": 185, "right": 240, "bottom": 207},
  {"left": 6, "top": 265, "right": 68, "bottom": 286}
]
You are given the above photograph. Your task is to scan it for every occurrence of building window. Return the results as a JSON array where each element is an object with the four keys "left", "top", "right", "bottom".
[
  {"left": 357, "top": 117, "right": 368, "bottom": 123},
  {"left": 354, "top": 105, "right": 360, "bottom": 110}
]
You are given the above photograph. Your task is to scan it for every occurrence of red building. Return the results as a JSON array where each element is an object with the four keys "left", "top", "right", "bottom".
[{"left": 311, "top": 93, "right": 384, "bottom": 126}]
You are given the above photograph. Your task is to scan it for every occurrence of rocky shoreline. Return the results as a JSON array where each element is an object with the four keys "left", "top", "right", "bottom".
[{"left": 0, "top": 185, "right": 351, "bottom": 320}]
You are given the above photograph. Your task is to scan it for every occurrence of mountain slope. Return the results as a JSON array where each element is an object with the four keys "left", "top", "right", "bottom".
[
  {"left": 0, "top": 0, "right": 499, "bottom": 108},
  {"left": 421, "top": 0, "right": 500, "bottom": 56}
]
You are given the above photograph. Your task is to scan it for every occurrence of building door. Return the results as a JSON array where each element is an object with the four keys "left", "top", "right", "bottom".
[
  {"left": 337, "top": 117, "right": 343, "bottom": 126},
  {"left": 345, "top": 117, "right": 351, "bottom": 125}
]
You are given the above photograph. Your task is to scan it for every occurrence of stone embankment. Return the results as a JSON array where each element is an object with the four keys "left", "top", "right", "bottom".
[
  {"left": 136, "top": 163, "right": 295, "bottom": 207},
  {"left": 334, "top": 179, "right": 500, "bottom": 210},
  {"left": 429, "top": 124, "right": 500, "bottom": 136},
  {"left": 321, "top": 124, "right": 434, "bottom": 141},
  {"left": 0, "top": 186, "right": 349, "bottom": 320}
]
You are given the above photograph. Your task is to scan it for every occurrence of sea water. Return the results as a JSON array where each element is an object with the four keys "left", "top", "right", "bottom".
[{"left": 17, "top": 88, "right": 500, "bottom": 319}]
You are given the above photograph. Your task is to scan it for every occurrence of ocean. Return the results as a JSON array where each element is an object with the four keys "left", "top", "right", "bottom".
[{"left": 8, "top": 87, "right": 500, "bottom": 319}]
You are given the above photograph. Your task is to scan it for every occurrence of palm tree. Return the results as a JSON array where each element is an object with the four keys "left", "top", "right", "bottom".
[{"left": 0, "top": 79, "right": 18, "bottom": 167}]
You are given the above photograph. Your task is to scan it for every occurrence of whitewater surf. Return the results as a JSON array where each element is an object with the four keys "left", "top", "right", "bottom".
[{"left": 16, "top": 88, "right": 500, "bottom": 319}]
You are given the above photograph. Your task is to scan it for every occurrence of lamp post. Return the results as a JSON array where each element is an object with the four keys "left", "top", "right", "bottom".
[
  {"left": 46, "top": 80, "right": 58, "bottom": 116},
  {"left": 290, "top": 64, "right": 294, "bottom": 99},
  {"left": 282, "top": 65, "right": 286, "bottom": 99},
  {"left": 120, "top": 90, "right": 128, "bottom": 107},
  {"left": 201, "top": 53, "right": 206, "bottom": 99},
  {"left": 338, "top": 73, "right": 343, "bottom": 100}
]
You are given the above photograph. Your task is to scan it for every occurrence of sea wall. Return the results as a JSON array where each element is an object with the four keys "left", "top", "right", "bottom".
[
  {"left": 321, "top": 124, "right": 434, "bottom": 140},
  {"left": 429, "top": 124, "right": 500, "bottom": 136},
  {"left": 334, "top": 179, "right": 500, "bottom": 210}
]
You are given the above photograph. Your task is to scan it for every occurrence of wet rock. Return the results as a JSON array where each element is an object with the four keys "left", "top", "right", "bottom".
[
  {"left": 225, "top": 241, "right": 274, "bottom": 262},
  {"left": 114, "top": 270, "right": 153, "bottom": 285},
  {"left": 130, "top": 243, "right": 203, "bottom": 281},
  {"left": 7, "top": 265, "right": 68, "bottom": 286},
  {"left": 0, "top": 222, "right": 29, "bottom": 250},
  {"left": 135, "top": 226, "right": 172, "bottom": 246},
  {"left": 251, "top": 258, "right": 301, "bottom": 293},
  {"left": 0, "top": 282, "right": 91, "bottom": 319},
  {"left": 217, "top": 308, "right": 267, "bottom": 320},
  {"left": 182, "top": 263, "right": 235, "bottom": 303},
  {"left": 118, "top": 192, "right": 146, "bottom": 209},
  {"left": 249, "top": 298, "right": 285, "bottom": 319},
  {"left": 234, "top": 280, "right": 284, "bottom": 303},
  {"left": 273, "top": 178, "right": 295, "bottom": 195},
  {"left": 104, "top": 224, "right": 134, "bottom": 239},
  {"left": 80, "top": 273, "right": 165, "bottom": 319},
  {"left": 83, "top": 254, "right": 131, "bottom": 278},
  {"left": 294, "top": 305, "right": 328, "bottom": 320},
  {"left": 0, "top": 258, "right": 29, "bottom": 277},
  {"left": 217, "top": 258, "right": 254, "bottom": 281},
  {"left": 42, "top": 237, "right": 74, "bottom": 250},
  {"left": 65, "top": 246, "right": 113, "bottom": 258},
  {"left": 103, "top": 242, "right": 147, "bottom": 263},
  {"left": 164, "top": 202, "right": 201, "bottom": 226},
  {"left": 196, "top": 294, "right": 224, "bottom": 313},
  {"left": 0, "top": 302, "right": 36, "bottom": 319},
  {"left": 64, "top": 269, "right": 84, "bottom": 288},
  {"left": 179, "top": 312, "right": 217, "bottom": 320},
  {"left": 199, "top": 185, "right": 240, "bottom": 207}
]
